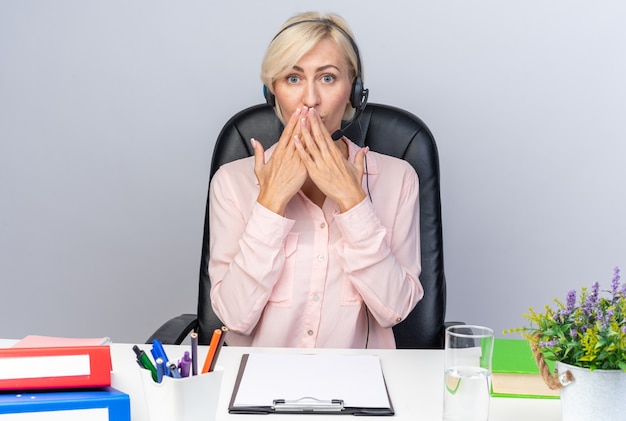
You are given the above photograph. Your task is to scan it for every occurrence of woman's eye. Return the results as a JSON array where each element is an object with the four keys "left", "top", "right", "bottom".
[
  {"left": 287, "top": 75, "right": 300, "bottom": 84},
  {"left": 321, "top": 74, "right": 335, "bottom": 83}
]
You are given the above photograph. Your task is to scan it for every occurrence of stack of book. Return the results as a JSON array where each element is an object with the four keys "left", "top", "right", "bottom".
[
  {"left": 491, "top": 338, "right": 560, "bottom": 399},
  {"left": 0, "top": 335, "right": 130, "bottom": 420}
]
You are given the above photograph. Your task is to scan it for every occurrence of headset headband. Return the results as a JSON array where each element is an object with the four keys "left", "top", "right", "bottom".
[{"left": 270, "top": 18, "right": 363, "bottom": 78}]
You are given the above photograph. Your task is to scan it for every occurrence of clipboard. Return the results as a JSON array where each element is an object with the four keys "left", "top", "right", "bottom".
[{"left": 228, "top": 353, "right": 394, "bottom": 416}]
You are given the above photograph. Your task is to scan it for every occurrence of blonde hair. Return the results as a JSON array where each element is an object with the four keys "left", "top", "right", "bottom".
[{"left": 261, "top": 12, "right": 361, "bottom": 121}]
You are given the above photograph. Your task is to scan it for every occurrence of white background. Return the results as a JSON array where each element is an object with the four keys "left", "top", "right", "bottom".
[{"left": 1, "top": 0, "right": 625, "bottom": 343}]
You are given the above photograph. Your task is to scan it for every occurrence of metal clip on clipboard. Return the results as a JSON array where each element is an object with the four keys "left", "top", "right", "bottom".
[{"left": 273, "top": 397, "right": 344, "bottom": 412}]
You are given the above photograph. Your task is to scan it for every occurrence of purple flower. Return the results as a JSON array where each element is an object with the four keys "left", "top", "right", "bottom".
[
  {"left": 603, "top": 309, "right": 614, "bottom": 329},
  {"left": 611, "top": 266, "right": 620, "bottom": 297},
  {"left": 566, "top": 289, "right": 577, "bottom": 311},
  {"left": 612, "top": 266, "right": 623, "bottom": 298},
  {"left": 539, "top": 339, "right": 559, "bottom": 348},
  {"left": 584, "top": 282, "right": 600, "bottom": 316},
  {"left": 555, "top": 289, "right": 578, "bottom": 321}
]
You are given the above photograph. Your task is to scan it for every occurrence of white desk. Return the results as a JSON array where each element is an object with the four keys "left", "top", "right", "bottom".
[{"left": 105, "top": 343, "right": 562, "bottom": 421}]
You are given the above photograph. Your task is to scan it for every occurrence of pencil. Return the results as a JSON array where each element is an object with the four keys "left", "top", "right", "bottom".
[
  {"left": 201, "top": 326, "right": 228, "bottom": 373},
  {"left": 208, "top": 326, "right": 228, "bottom": 372},
  {"left": 190, "top": 332, "right": 198, "bottom": 376}
]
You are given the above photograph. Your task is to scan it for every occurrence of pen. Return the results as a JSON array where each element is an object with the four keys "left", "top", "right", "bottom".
[
  {"left": 151, "top": 338, "right": 169, "bottom": 361},
  {"left": 168, "top": 361, "right": 182, "bottom": 378},
  {"left": 179, "top": 351, "right": 192, "bottom": 378},
  {"left": 191, "top": 332, "right": 198, "bottom": 376},
  {"left": 133, "top": 345, "right": 158, "bottom": 382},
  {"left": 202, "top": 326, "right": 228, "bottom": 373},
  {"left": 151, "top": 339, "right": 170, "bottom": 376},
  {"left": 156, "top": 358, "right": 165, "bottom": 383}
]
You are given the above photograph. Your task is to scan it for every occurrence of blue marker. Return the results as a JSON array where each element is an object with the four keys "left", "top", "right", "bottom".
[
  {"left": 151, "top": 339, "right": 171, "bottom": 376},
  {"left": 168, "top": 361, "right": 181, "bottom": 378},
  {"left": 155, "top": 358, "right": 165, "bottom": 383}
]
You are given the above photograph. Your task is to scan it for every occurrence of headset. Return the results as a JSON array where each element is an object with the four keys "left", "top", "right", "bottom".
[{"left": 262, "top": 18, "right": 369, "bottom": 140}]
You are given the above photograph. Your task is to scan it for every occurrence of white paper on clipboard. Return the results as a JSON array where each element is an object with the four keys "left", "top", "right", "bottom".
[{"left": 230, "top": 353, "right": 393, "bottom": 414}]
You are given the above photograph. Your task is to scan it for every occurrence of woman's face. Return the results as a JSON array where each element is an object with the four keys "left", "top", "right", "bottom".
[{"left": 273, "top": 38, "right": 352, "bottom": 134}]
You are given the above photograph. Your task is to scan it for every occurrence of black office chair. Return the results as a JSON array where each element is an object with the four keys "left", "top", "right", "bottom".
[{"left": 148, "top": 103, "right": 449, "bottom": 349}]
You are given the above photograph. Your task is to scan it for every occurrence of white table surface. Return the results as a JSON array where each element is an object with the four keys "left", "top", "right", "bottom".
[
  {"left": 108, "top": 343, "right": 561, "bottom": 421},
  {"left": 1, "top": 340, "right": 562, "bottom": 421}
]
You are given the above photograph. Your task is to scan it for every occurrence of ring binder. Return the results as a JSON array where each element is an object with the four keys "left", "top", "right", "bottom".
[{"left": 273, "top": 397, "right": 344, "bottom": 412}]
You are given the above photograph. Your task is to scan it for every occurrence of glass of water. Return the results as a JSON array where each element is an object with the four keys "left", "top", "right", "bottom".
[{"left": 443, "top": 325, "right": 494, "bottom": 421}]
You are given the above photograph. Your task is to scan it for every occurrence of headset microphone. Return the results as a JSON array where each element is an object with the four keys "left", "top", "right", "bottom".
[
  {"left": 331, "top": 130, "right": 344, "bottom": 141},
  {"left": 331, "top": 87, "right": 369, "bottom": 141}
]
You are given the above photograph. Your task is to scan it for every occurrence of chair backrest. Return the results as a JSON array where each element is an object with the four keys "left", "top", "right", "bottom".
[{"left": 198, "top": 103, "right": 447, "bottom": 349}]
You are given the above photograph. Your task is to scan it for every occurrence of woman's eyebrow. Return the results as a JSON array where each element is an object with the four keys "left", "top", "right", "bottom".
[{"left": 291, "top": 64, "right": 342, "bottom": 73}]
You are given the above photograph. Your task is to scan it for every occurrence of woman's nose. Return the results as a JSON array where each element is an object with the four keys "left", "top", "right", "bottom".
[{"left": 302, "top": 82, "right": 320, "bottom": 108}]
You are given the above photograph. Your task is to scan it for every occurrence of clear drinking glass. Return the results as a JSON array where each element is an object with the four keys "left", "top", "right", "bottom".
[{"left": 443, "top": 325, "right": 494, "bottom": 421}]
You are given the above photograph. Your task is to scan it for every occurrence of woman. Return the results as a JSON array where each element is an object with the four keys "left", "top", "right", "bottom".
[{"left": 208, "top": 11, "right": 423, "bottom": 348}]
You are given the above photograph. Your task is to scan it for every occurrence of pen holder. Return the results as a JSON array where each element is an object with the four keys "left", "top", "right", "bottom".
[{"left": 138, "top": 366, "right": 223, "bottom": 421}]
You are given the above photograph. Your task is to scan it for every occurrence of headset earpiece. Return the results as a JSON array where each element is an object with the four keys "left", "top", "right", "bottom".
[
  {"left": 351, "top": 75, "right": 365, "bottom": 110},
  {"left": 263, "top": 85, "right": 275, "bottom": 106}
]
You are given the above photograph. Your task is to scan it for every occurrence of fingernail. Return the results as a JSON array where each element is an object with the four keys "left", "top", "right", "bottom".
[
  {"left": 294, "top": 108, "right": 301, "bottom": 116},
  {"left": 309, "top": 108, "right": 316, "bottom": 115},
  {"left": 250, "top": 138, "right": 257, "bottom": 147}
]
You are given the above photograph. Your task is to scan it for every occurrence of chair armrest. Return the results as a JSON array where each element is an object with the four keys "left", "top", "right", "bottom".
[
  {"left": 146, "top": 314, "right": 199, "bottom": 345},
  {"left": 444, "top": 321, "right": 466, "bottom": 329}
]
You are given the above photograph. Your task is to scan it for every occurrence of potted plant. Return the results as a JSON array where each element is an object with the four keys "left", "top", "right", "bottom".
[{"left": 510, "top": 267, "right": 626, "bottom": 421}]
